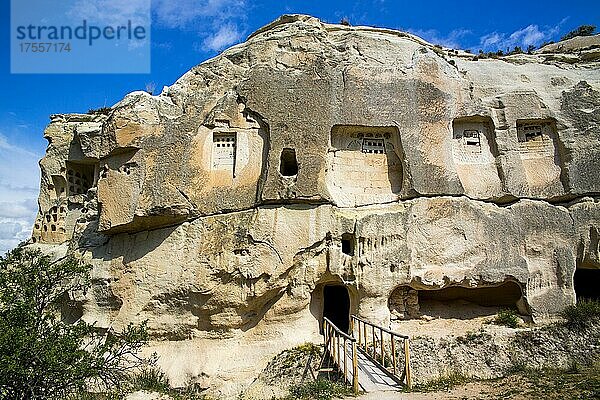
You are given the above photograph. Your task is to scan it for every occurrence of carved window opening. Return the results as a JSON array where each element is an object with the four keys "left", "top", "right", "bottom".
[
  {"left": 279, "top": 148, "right": 298, "bottom": 176},
  {"left": 51, "top": 176, "right": 67, "bottom": 199},
  {"left": 517, "top": 121, "right": 551, "bottom": 144},
  {"left": 462, "top": 130, "right": 481, "bottom": 146},
  {"left": 341, "top": 233, "right": 355, "bottom": 256},
  {"left": 523, "top": 125, "right": 543, "bottom": 142},
  {"left": 66, "top": 161, "right": 96, "bottom": 196},
  {"left": 361, "top": 138, "right": 385, "bottom": 154},
  {"left": 212, "top": 133, "right": 236, "bottom": 171}
]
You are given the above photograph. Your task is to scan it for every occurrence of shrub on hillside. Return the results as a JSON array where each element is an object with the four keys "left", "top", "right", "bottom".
[
  {"left": 0, "top": 247, "right": 152, "bottom": 399},
  {"left": 561, "top": 25, "right": 596, "bottom": 41},
  {"left": 494, "top": 309, "right": 520, "bottom": 328},
  {"left": 562, "top": 299, "right": 600, "bottom": 329}
]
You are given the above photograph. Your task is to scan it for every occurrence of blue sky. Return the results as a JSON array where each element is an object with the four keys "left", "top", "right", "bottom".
[{"left": 0, "top": 0, "right": 598, "bottom": 254}]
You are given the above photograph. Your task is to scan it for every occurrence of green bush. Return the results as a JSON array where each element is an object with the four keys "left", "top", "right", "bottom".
[
  {"left": 562, "top": 299, "right": 600, "bottom": 329},
  {"left": 494, "top": 309, "right": 520, "bottom": 328},
  {"left": 130, "top": 367, "right": 170, "bottom": 393},
  {"left": 0, "top": 247, "right": 152, "bottom": 399},
  {"left": 288, "top": 379, "right": 353, "bottom": 400}
]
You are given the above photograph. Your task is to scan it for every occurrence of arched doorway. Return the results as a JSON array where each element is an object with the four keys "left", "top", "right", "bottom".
[{"left": 323, "top": 285, "right": 350, "bottom": 332}]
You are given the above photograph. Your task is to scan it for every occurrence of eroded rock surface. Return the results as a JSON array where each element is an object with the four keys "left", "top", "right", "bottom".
[{"left": 29, "top": 15, "right": 600, "bottom": 398}]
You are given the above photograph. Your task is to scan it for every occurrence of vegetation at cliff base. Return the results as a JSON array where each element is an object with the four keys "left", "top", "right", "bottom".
[
  {"left": 562, "top": 299, "right": 600, "bottom": 329},
  {"left": 493, "top": 309, "right": 520, "bottom": 328},
  {"left": 287, "top": 378, "right": 353, "bottom": 400},
  {"left": 0, "top": 247, "right": 152, "bottom": 399}
]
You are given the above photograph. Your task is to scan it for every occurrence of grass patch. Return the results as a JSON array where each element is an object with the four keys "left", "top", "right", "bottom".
[
  {"left": 456, "top": 329, "right": 492, "bottom": 345},
  {"left": 404, "top": 362, "right": 600, "bottom": 398},
  {"left": 405, "top": 370, "right": 469, "bottom": 392},
  {"left": 493, "top": 309, "right": 520, "bottom": 328},
  {"left": 287, "top": 378, "right": 354, "bottom": 400},
  {"left": 562, "top": 299, "right": 600, "bottom": 329},
  {"left": 128, "top": 367, "right": 208, "bottom": 400},
  {"left": 68, "top": 392, "right": 124, "bottom": 400},
  {"left": 498, "top": 361, "right": 600, "bottom": 399},
  {"left": 278, "top": 343, "right": 322, "bottom": 369},
  {"left": 65, "top": 367, "right": 210, "bottom": 400}
]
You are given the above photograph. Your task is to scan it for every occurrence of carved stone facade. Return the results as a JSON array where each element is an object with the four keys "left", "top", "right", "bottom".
[{"left": 28, "top": 15, "right": 600, "bottom": 397}]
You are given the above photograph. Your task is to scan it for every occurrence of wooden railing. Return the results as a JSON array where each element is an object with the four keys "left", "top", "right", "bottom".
[
  {"left": 322, "top": 317, "right": 359, "bottom": 394},
  {"left": 351, "top": 315, "right": 412, "bottom": 388}
]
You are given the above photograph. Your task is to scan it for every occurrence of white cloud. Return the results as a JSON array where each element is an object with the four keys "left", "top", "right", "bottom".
[
  {"left": 202, "top": 23, "right": 242, "bottom": 51},
  {"left": 152, "top": 0, "right": 245, "bottom": 28},
  {"left": 0, "top": 217, "right": 35, "bottom": 256},
  {"left": 66, "top": 0, "right": 151, "bottom": 50},
  {"left": 407, "top": 28, "right": 471, "bottom": 49},
  {"left": 0, "top": 221, "right": 22, "bottom": 238},
  {"left": 480, "top": 32, "right": 503, "bottom": 49},
  {"left": 0, "top": 134, "right": 41, "bottom": 256},
  {"left": 68, "top": 0, "right": 247, "bottom": 53},
  {"left": 479, "top": 20, "right": 566, "bottom": 51},
  {"left": 0, "top": 199, "right": 38, "bottom": 219},
  {"left": 152, "top": 0, "right": 246, "bottom": 52}
]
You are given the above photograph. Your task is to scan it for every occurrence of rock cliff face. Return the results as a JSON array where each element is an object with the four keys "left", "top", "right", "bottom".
[{"left": 30, "top": 15, "right": 600, "bottom": 396}]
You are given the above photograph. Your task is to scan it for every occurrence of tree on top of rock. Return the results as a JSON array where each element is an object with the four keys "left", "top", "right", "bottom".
[{"left": 561, "top": 25, "right": 597, "bottom": 41}]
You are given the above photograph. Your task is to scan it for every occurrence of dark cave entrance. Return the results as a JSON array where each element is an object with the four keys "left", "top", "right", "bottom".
[
  {"left": 323, "top": 285, "right": 350, "bottom": 333},
  {"left": 574, "top": 268, "right": 600, "bottom": 301}
]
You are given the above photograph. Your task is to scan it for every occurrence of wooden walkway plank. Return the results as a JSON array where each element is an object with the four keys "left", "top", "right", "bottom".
[{"left": 343, "top": 341, "right": 403, "bottom": 392}]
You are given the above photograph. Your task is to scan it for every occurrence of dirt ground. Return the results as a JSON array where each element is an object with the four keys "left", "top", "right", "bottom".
[{"left": 350, "top": 363, "right": 600, "bottom": 399}]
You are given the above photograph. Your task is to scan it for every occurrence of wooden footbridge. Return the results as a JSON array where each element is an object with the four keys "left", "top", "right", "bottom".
[{"left": 317, "top": 315, "right": 412, "bottom": 394}]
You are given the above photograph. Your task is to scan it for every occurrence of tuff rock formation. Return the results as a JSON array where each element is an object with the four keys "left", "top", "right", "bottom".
[{"left": 30, "top": 15, "right": 600, "bottom": 397}]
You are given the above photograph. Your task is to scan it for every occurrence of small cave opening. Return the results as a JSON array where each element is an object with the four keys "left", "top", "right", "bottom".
[
  {"left": 341, "top": 233, "right": 355, "bottom": 256},
  {"left": 389, "top": 282, "right": 526, "bottom": 320},
  {"left": 66, "top": 161, "right": 97, "bottom": 195},
  {"left": 574, "top": 268, "right": 600, "bottom": 301},
  {"left": 60, "top": 292, "right": 83, "bottom": 324},
  {"left": 279, "top": 148, "right": 298, "bottom": 176},
  {"left": 323, "top": 285, "right": 350, "bottom": 333}
]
